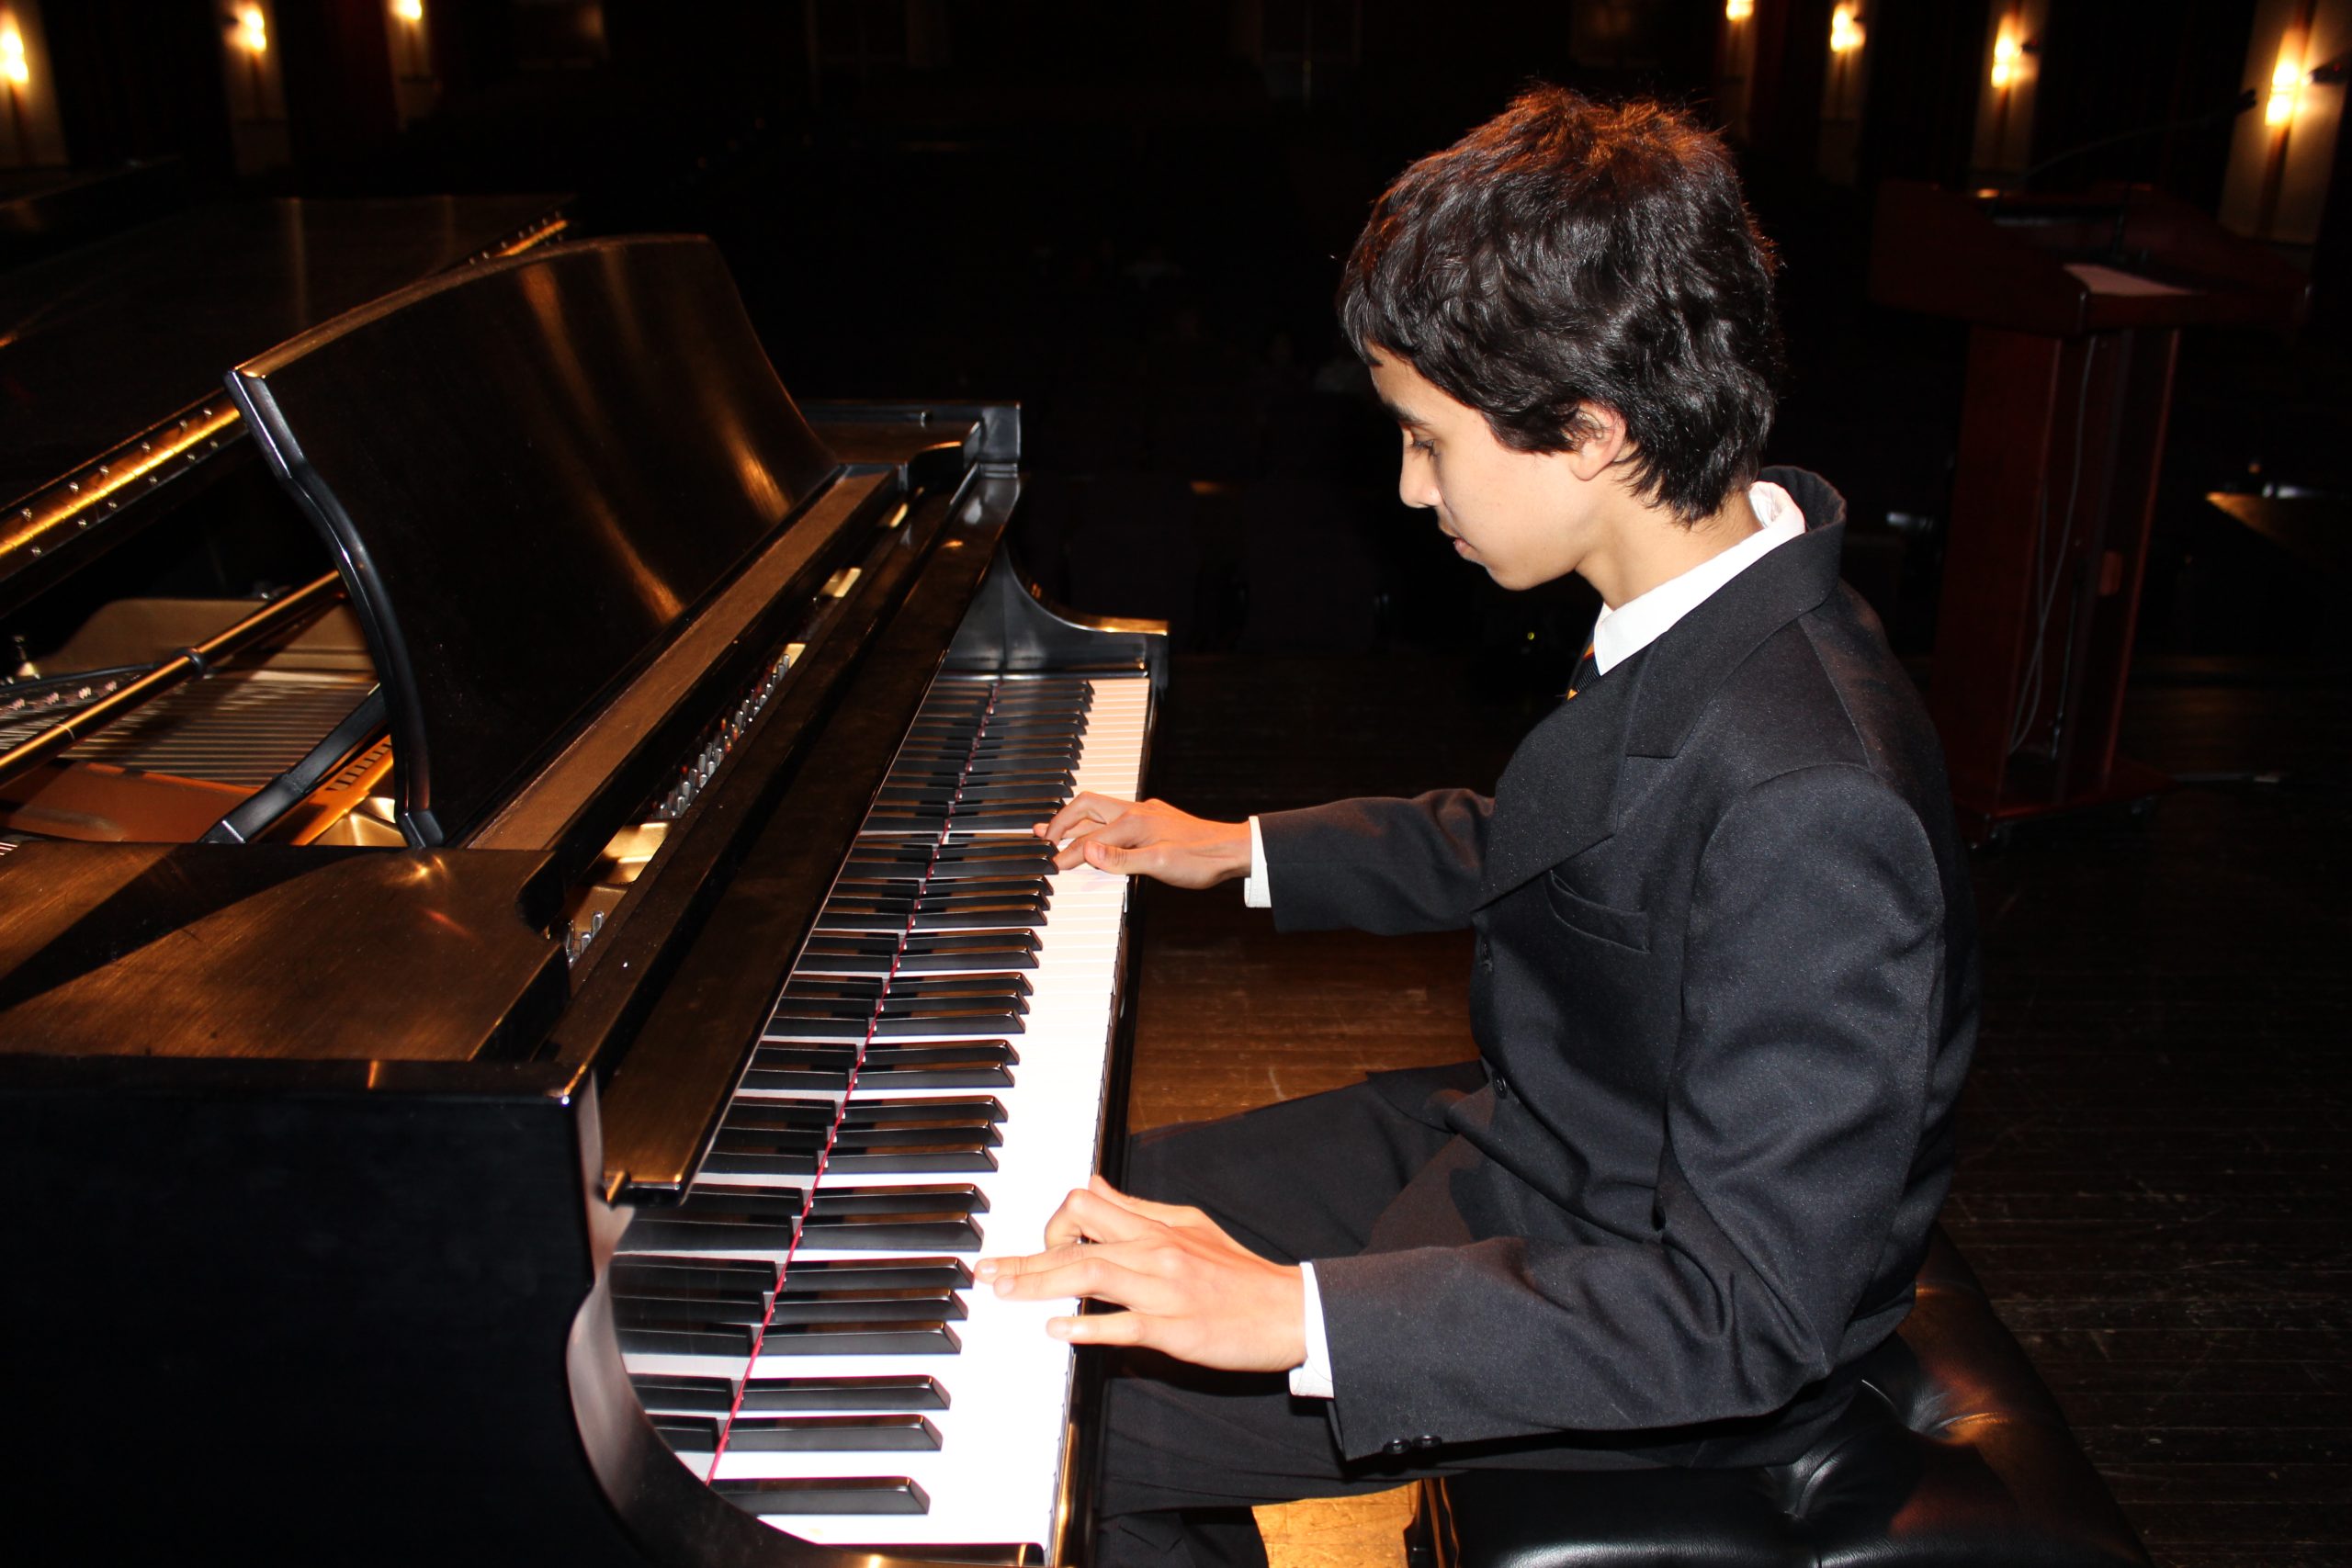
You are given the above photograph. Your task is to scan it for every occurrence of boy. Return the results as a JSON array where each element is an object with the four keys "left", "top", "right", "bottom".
[{"left": 979, "top": 87, "right": 1977, "bottom": 1568}]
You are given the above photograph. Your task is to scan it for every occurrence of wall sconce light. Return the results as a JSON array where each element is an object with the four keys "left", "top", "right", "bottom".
[
  {"left": 0, "top": 17, "right": 28, "bottom": 88},
  {"left": 231, "top": 3, "right": 268, "bottom": 56},
  {"left": 1725, "top": 0, "right": 1753, "bottom": 21},
  {"left": 2267, "top": 45, "right": 2303, "bottom": 127},
  {"left": 392, "top": 0, "right": 423, "bottom": 22},
  {"left": 1830, "top": 4, "right": 1866, "bottom": 55},
  {"left": 1991, "top": 24, "right": 2029, "bottom": 90}
]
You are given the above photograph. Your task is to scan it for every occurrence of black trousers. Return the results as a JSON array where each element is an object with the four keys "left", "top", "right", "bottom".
[{"left": 1091, "top": 1063, "right": 1487, "bottom": 1568}]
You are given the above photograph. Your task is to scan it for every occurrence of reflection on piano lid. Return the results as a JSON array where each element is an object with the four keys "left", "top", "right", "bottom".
[
  {"left": 0, "top": 232, "right": 1162, "bottom": 1567},
  {"left": 0, "top": 195, "right": 571, "bottom": 852}
]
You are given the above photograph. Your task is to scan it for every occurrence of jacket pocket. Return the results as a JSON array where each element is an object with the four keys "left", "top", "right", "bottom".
[{"left": 1542, "top": 869, "right": 1651, "bottom": 952}]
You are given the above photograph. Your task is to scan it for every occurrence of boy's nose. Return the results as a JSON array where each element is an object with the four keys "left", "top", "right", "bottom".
[{"left": 1397, "top": 457, "right": 1438, "bottom": 510}]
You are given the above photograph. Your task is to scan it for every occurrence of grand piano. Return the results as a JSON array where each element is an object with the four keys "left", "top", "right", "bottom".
[{"left": 0, "top": 231, "right": 1164, "bottom": 1564}]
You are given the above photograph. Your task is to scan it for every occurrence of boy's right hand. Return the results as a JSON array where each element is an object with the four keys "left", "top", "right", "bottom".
[{"left": 1034, "top": 795, "right": 1251, "bottom": 888}]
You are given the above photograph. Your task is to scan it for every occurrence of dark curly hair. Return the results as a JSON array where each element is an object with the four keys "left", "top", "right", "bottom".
[{"left": 1339, "top": 88, "right": 1781, "bottom": 524}]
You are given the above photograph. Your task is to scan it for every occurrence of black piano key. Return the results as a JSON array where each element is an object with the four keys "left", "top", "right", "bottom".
[
  {"left": 797, "top": 1211, "right": 985, "bottom": 1252},
  {"left": 760, "top": 1011, "right": 1023, "bottom": 1043},
  {"left": 891, "top": 746, "right": 1080, "bottom": 768},
  {"left": 739, "top": 1373, "right": 949, "bottom": 1412},
  {"left": 614, "top": 1286, "right": 773, "bottom": 1325},
  {"left": 855, "top": 1060, "right": 1016, "bottom": 1090},
  {"left": 617, "top": 1321, "right": 760, "bottom": 1357},
  {"left": 815, "top": 895, "right": 1049, "bottom": 920},
  {"left": 882, "top": 778, "right": 1076, "bottom": 804},
  {"left": 782, "top": 973, "right": 1035, "bottom": 999},
  {"left": 700, "top": 1145, "right": 821, "bottom": 1178},
  {"left": 841, "top": 1096, "right": 1007, "bottom": 1126},
  {"left": 801, "top": 946, "right": 1037, "bottom": 975},
  {"left": 770, "top": 988, "right": 1030, "bottom": 1020},
  {"left": 712, "top": 1096, "right": 1001, "bottom": 1140},
  {"left": 905, "top": 710, "right": 1084, "bottom": 728},
  {"left": 813, "top": 907, "right": 1046, "bottom": 935},
  {"left": 679, "top": 1184, "right": 808, "bottom": 1215},
  {"left": 741, "top": 1061, "right": 853, "bottom": 1091},
  {"left": 757, "top": 1319, "right": 963, "bottom": 1355},
  {"left": 926, "top": 703, "right": 1089, "bottom": 721},
  {"left": 631, "top": 1373, "right": 738, "bottom": 1416},
  {"left": 786, "top": 1258, "right": 974, "bottom": 1292},
  {"left": 812, "top": 1183, "right": 987, "bottom": 1216},
  {"left": 901, "top": 906, "right": 1046, "bottom": 933},
  {"left": 851, "top": 841, "right": 1063, "bottom": 864},
  {"left": 882, "top": 766, "right": 1075, "bottom": 790},
  {"left": 797, "top": 934, "right": 1040, "bottom": 973},
  {"left": 611, "top": 1257, "right": 782, "bottom": 1293},
  {"left": 823, "top": 884, "right": 1050, "bottom": 905},
  {"left": 720, "top": 1101, "right": 840, "bottom": 1133},
  {"left": 725, "top": 1415, "right": 943, "bottom": 1452},
  {"left": 768, "top": 1010, "right": 1027, "bottom": 1041},
  {"left": 677, "top": 1182, "right": 985, "bottom": 1218},
  {"left": 836, "top": 1123, "right": 1004, "bottom": 1148},
  {"left": 823, "top": 879, "right": 1053, "bottom": 902},
  {"left": 910, "top": 709, "right": 1087, "bottom": 729},
  {"left": 714, "top": 1476, "right": 930, "bottom": 1517},
  {"left": 868, "top": 813, "right": 1074, "bottom": 835},
  {"left": 820, "top": 1140, "right": 997, "bottom": 1174},
  {"left": 712, "top": 1123, "right": 829, "bottom": 1150},
  {"left": 882, "top": 942, "right": 1039, "bottom": 972},
  {"left": 745, "top": 1047, "right": 1017, "bottom": 1092},
  {"left": 654, "top": 1416, "right": 722, "bottom": 1452},
  {"left": 770, "top": 1286, "right": 965, "bottom": 1325},
  {"left": 864, "top": 1046, "right": 1019, "bottom": 1081},
  {"left": 707, "top": 1130, "right": 1001, "bottom": 1176},
  {"left": 620, "top": 1209, "right": 799, "bottom": 1254},
  {"left": 862, "top": 805, "right": 1072, "bottom": 832},
  {"left": 843, "top": 840, "right": 1056, "bottom": 871},
  {"left": 874, "top": 790, "right": 1073, "bottom": 816},
  {"left": 700, "top": 1133, "right": 832, "bottom": 1161}
]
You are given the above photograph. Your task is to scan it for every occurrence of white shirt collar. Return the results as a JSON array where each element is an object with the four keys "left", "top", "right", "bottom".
[{"left": 1589, "top": 479, "right": 1808, "bottom": 676}]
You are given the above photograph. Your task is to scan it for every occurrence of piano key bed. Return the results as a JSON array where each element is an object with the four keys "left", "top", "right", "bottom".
[{"left": 616, "top": 672, "right": 1150, "bottom": 1553}]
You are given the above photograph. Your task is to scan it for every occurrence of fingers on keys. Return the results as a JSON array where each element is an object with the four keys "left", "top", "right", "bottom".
[{"left": 1034, "top": 792, "right": 1135, "bottom": 847}]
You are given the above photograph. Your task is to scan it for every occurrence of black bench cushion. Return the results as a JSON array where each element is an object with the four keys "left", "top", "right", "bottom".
[{"left": 1416, "top": 1229, "right": 2150, "bottom": 1568}]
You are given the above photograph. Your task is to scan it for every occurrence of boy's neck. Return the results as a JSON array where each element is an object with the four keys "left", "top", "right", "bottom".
[{"left": 1586, "top": 484, "right": 1763, "bottom": 610}]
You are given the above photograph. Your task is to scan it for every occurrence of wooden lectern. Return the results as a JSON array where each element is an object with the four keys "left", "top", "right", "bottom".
[{"left": 1870, "top": 181, "right": 2308, "bottom": 843}]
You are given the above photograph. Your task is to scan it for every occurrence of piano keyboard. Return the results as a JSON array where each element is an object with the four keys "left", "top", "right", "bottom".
[{"left": 616, "top": 672, "right": 1150, "bottom": 1554}]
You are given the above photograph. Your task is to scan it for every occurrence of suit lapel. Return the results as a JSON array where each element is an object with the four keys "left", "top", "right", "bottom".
[
  {"left": 1476, "top": 491, "right": 1849, "bottom": 905},
  {"left": 1477, "top": 654, "right": 1645, "bottom": 901}
]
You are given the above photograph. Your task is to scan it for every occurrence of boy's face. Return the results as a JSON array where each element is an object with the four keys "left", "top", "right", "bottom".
[{"left": 1369, "top": 352, "right": 1613, "bottom": 593}]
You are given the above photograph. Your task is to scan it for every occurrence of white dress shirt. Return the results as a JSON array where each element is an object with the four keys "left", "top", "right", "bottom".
[{"left": 1245, "top": 479, "right": 1808, "bottom": 1398}]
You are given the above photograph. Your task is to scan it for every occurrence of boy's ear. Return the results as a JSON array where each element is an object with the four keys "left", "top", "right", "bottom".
[{"left": 1562, "top": 403, "right": 1631, "bottom": 482}]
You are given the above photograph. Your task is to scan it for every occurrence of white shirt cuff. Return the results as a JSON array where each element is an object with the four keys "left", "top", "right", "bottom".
[
  {"left": 1241, "top": 815, "right": 1272, "bottom": 908},
  {"left": 1287, "top": 1260, "right": 1336, "bottom": 1399}
]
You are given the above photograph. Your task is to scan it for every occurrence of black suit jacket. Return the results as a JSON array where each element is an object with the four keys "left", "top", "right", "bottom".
[{"left": 1261, "top": 469, "right": 1978, "bottom": 1468}]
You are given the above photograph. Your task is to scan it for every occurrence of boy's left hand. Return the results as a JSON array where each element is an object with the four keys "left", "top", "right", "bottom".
[{"left": 978, "top": 1176, "right": 1306, "bottom": 1373}]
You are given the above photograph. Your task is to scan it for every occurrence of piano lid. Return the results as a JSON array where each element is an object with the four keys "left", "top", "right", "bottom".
[{"left": 228, "top": 235, "right": 840, "bottom": 848}]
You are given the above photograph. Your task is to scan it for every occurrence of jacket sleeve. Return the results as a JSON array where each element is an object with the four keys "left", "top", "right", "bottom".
[
  {"left": 1258, "top": 790, "right": 1495, "bottom": 935},
  {"left": 1312, "top": 765, "right": 1948, "bottom": 1454}
]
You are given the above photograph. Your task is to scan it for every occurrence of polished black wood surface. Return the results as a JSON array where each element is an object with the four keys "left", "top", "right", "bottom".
[
  {"left": 0, "top": 195, "right": 564, "bottom": 506},
  {"left": 0, "top": 840, "right": 563, "bottom": 1062},
  {"left": 1126, "top": 651, "right": 2349, "bottom": 1568}
]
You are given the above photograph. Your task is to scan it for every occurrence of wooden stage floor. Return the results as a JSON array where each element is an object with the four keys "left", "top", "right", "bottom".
[{"left": 1118, "top": 652, "right": 2350, "bottom": 1568}]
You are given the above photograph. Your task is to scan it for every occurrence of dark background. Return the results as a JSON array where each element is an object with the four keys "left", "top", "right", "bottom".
[
  {"left": 7, "top": 5, "right": 2349, "bottom": 1566},
  {"left": 17, "top": 0, "right": 2352, "bottom": 685}
]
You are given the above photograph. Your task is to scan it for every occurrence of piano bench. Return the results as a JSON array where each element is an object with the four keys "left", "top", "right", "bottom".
[{"left": 1402, "top": 1228, "right": 2151, "bottom": 1568}]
